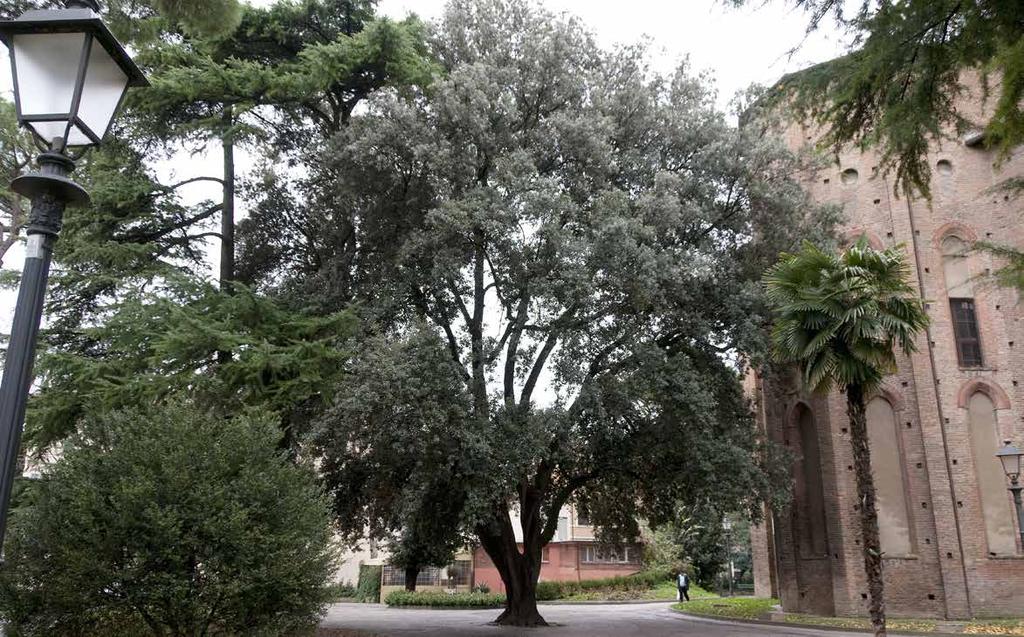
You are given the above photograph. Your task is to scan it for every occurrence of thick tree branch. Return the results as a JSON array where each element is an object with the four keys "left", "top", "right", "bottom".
[
  {"left": 520, "top": 305, "right": 580, "bottom": 408},
  {"left": 163, "top": 176, "right": 226, "bottom": 191},
  {"left": 503, "top": 291, "right": 531, "bottom": 407},
  {"left": 411, "top": 286, "right": 472, "bottom": 383},
  {"left": 121, "top": 204, "right": 224, "bottom": 244},
  {"left": 471, "top": 233, "right": 489, "bottom": 416}
]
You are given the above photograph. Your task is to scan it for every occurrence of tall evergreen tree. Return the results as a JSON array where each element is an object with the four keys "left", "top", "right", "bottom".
[
  {"left": 765, "top": 239, "right": 929, "bottom": 637},
  {"left": 0, "top": 0, "right": 242, "bottom": 38},
  {"left": 126, "top": 0, "right": 434, "bottom": 290},
  {"left": 0, "top": 99, "right": 33, "bottom": 267},
  {"left": 24, "top": 0, "right": 436, "bottom": 451},
  {"left": 728, "top": 0, "right": 1024, "bottom": 197}
]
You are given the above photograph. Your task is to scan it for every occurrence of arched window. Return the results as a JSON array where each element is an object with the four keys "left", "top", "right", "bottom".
[
  {"left": 941, "top": 235, "right": 983, "bottom": 367},
  {"left": 795, "top": 405, "right": 828, "bottom": 557},
  {"left": 967, "top": 391, "right": 1017, "bottom": 555},
  {"left": 866, "top": 397, "right": 913, "bottom": 556}
]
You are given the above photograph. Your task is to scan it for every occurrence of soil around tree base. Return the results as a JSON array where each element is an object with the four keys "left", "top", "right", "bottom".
[{"left": 492, "top": 607, "right": 550, "bottom": 627}]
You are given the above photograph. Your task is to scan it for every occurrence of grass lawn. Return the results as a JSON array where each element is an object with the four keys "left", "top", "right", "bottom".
[
  {"left": 673, "top": 597, "right": 776, "bottom": 620},
  {"left": 673, "top": 598, "right": 1024, "bottom": 635}
]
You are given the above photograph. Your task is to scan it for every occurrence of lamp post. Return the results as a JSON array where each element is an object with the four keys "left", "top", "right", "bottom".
[
  {"left": 996, "top": 441, "right": 1024, "bottom": 550},
  {"left": 722, "top": 517, "right": 734, "bottom": 598},
  {"left": 0, "top": 0, "right": 147, "bottom": 547}
]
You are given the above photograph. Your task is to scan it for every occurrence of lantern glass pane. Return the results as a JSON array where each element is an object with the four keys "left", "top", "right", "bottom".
[
  {"left": 12, "top": 32, "right": 87, "bottom": 143},
  {"left": 78, "top": 38, "right": 129, "bottom": 142},
  {"left": 999, "top": 449, "right": 1022, "bottom": 478}
]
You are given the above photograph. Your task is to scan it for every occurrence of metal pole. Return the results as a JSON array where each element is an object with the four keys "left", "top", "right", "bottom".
[
  {"left": 726, "top": 527, "right": 733, "bottom": 598},
  {"left": 1010, "top": 478, "right": 1024, "bottom": 551},
  {"left": 0, "top": 151, "right": 76, "bottom": 549}
]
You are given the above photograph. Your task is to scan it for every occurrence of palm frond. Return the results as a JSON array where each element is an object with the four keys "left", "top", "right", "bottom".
[{"left": 764, "top": 238, "right": 929, "bottom": 394}]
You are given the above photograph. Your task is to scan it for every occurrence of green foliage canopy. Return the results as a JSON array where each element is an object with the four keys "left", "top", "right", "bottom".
[
  {"left": 0, "top": 0, "right": 242, "bottom": 39},
  {"left": 29, "top": 279, "right": 356, "bottom": 451},
  {"left": 731, "top": 0, "right": 1024, "bottom": 197},
  {"left": 308, "top": 0, "right": 835, "bottom": 623},
  {"left": 0, "top": 98, "right": 34, "bottom": 267}
]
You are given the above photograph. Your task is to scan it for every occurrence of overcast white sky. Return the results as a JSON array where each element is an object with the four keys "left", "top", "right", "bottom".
[
  {"left": 0, "top": 0, "right": 848, "bottom": 340},
  {"left": 370, "top": 0, "right": 848, "bottom": 104}
]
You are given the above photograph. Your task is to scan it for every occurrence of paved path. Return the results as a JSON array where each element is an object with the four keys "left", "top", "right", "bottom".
[{"left": 320, "top": 602, "right": 867, "bottom": 637}]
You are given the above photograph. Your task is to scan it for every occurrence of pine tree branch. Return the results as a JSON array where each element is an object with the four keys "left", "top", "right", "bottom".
[{"left": 120, "top": 204, "right": 224, "bottom": 244}]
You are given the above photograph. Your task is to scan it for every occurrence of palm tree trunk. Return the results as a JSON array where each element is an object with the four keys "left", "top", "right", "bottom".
[{"left": 847, "top": 383, "right": 886, "bottom": 636}]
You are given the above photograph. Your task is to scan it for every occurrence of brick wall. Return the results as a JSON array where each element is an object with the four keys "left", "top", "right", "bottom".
[
  {"left": 472, "top": 543, "right": 642, "bottom": 593},
  {"left": 752, "top": 74, "right": 1024, "bottom": 619}
]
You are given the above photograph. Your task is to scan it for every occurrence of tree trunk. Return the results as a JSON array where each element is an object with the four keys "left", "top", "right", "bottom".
[
  {"left": 216, "top": 105, "right": 236, "bottom": 368},
  {"left": 404, "top": 565, "right": 419, "bottom": 592},
  {"left": 847, "top": 384, "right": 887, "bottom": 637},
  {"left": 491, "top": 549, "right": 545, "bottom": 627},
  {"left": 478, "top": 526, "right": 547, "bottom": 627},
  {"left": 220, "top": 105, "right": 236, "bottom": 290}
]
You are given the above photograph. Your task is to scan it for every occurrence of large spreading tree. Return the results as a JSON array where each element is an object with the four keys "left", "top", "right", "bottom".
[{"left": 310, "top": 0, "right": 835, "bottom": 626}]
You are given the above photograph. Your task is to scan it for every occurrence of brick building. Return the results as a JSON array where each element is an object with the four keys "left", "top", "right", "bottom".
[
  {"left": 336, "top": 504, "right": 642, "bottom": 596},
  {"left": 472, "top": 505, "right": 642, "bottom": 594},
  {"left": 750, "top": 76, "right": 1024, "bottom": 620}
]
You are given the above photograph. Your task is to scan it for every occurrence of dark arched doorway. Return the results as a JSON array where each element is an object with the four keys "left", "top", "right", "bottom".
[{"left": 787, "top": 403, "right": 835, "bottom": 615}]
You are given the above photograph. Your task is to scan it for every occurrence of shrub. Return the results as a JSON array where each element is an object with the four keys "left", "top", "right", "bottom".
[
  {"left": 326, "top": 582, "right": 358, "bottom": 600},
  {"left": 385, "top": 591, "right": 505, "bottom": 608},
  {"left": 536, "top": 569, "right": 674, "bottom": 600},
  {"left": 471, "top": 583, "right": 491, "bottom": 594},
  {"left": 355, "top": 565, "right": 383, "bottom": 603},
  {"left": 0, "top": 402, "right": 337, "bottom": 637}
]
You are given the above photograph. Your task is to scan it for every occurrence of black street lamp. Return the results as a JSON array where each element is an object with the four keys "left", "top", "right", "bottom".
[
  {"left": 722, "top": 517, "right": 734, "bottom": 598},
  {"left": 0, "top": 0, "right": 147, "bottom": 547},
  {"left": 996, "top": 440, "right": 1024, "bottom": 550}
]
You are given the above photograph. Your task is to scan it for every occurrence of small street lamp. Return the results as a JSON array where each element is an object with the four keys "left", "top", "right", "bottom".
[
  {"left": 0, "top": 0, "right": 147, "bottom": 547},
  {"left": 722, "top": 518, "right": 734, "bottom": 598},
  {"left": 997, "top": 441, "right": 1024, "bottom": 550}
]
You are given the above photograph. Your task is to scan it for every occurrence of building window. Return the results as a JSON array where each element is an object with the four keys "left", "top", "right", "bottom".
[
  {"left": 795, "top": 404, "right": 828, "bottom": 557},
  {"left": 382, "top": 564, "right": 471, "bottom": 587},
  {"left": 580, "top": 544, "right": 640, "bottom": 564},
  {"left": 950, "top": 298, "right": 983, "bottom": 367},
  {"left": 866, "top": 397, "right": 913, "bottom": 556},
  {"left": 967, "top": 392, "right": 1018, "bottom": 556},
  {"left": 576, "top": 506, "right": 591, "bottom": 526},
  {"left": 942, "top": 235, "right": 984, "bottom": 367},
  {"left": 541, "top": 547, "right": 550, "bottom": 563},
  {"left": 381, "top": 565, "right": 406, "bottom": 586},
  {"left": 447, "top": 560, "right": 472, "bottom": 586}
]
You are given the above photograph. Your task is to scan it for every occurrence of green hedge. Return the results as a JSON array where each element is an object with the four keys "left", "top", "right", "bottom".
[
  {"left": 535, "top": 569, "right": 673, "bottom": 600},
  {"left": 355, "top": 565, "right": 382, "bottom": 603},
  {"left": 383, "top": 570, "right": 678, "bottom": 607},
  {"left": 325, "top": 582, "right": 357, "bottom": 600},
  {"left": 385, "top": 591, "right": 505, "bottom": 607}
]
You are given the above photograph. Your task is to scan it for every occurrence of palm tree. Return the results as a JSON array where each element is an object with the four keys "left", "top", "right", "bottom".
[{"left": 764, "top": 238, "right": 929, "bottom": 637}]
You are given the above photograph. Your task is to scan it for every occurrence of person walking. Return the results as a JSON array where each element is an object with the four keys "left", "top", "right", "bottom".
[{"left": 677, "top": 571, "right": 690, "bottom": 602}]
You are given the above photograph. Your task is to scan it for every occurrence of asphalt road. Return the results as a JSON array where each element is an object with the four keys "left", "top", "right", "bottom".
[{"left": 320, "top": 602, "right": 868, "bottom": 637}]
